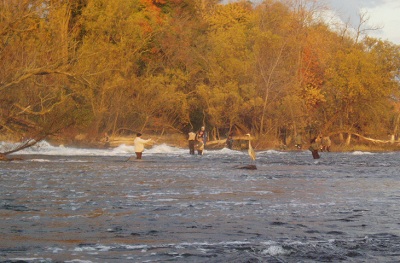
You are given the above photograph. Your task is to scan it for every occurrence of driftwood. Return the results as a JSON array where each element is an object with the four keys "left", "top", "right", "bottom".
[
  {"left": 0, "top": 133, "right": 49, "bottom": 161},
  {"left": 0, "top": 155, "right": 23, "bottom": 161},
  {"left": 351, "top": 133, "right": 396, "bottom": 144},
  {"left": 235, "top": 164, "right": 257, "bottom": 170},
  {"left": 327, "top": 131, "right": 398, "bottom": 145},
  {"left": 1, "top": 139, "right": 38, "bottom": 156},
  {"left": 206, "top": 139, "right": 227, "bottom": 146},
  {"left": 0, "top": 139, "right": 37, "bottom": 161}
]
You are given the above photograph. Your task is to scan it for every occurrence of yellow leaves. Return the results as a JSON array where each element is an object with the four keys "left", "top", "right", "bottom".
[
  {"left": 196, "top": 81, "right": 248, "bottom": 127},
  {"left": 2, "top": 0, "right": 400, "bottom": 138},
  {"left": 134, "top": 73, "right": 190, "bottom": 122},
  {"left": 204, "top": 3, "right": 256, "bottom": 85},
  {"left": 301, "top": 84, "right": 326, "bottom": 108},
  {"left": 326, "top": 46, "right": 392, "bottom": 103},
  {"left": 206, "top": 2, "right": 253, "bottom": 31},
  {"left": 83, "top": 0, "right": 165, "bottom": 45},
  {"left": 164, "top": 69, "right": 189, "bottom": 91}
]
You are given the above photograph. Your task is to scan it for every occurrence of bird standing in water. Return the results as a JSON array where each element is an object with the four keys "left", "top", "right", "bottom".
[
  {"left": 236, "top": 134, "right": 257, "bottom": 170},
  {"left": 246, "top": 134, "right": 256, "bottom": 162}
]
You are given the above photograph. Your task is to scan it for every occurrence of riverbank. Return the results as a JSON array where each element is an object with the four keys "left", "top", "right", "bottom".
[
  {"left": 2, "top": 133, "right": 400, "bottom": 153},
  {"left": 61, "top": 134, "right": 400, "bottom": 153},
  {"left": 105, "top": 134, "right": 400, "bottom": 152}
]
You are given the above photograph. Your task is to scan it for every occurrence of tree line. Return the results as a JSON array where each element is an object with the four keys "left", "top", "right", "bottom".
[{"left": 1, "top": 0, "right": 400, "bottom": 146}]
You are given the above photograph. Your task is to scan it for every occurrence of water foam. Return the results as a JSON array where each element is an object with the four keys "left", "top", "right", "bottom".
[
  {"left": 146, "top": 143, "right": 185, "bottom": 154},
  {"left": 4, "top": 140, "right": 113, "bottom": 156},
  {"left": 352, "top": 151, "right": 373, "bottom": 155},
  {"left": 111, "top": 144, "right": 135, "bottom": 154},
  {"left": 262, "top": 245, "right": 288, "bottom": 256},
  {"left": 2, "top": 140, "right": 294, "bottom": 158},
  {"left": 2, "top": 140, "right": 185, "bottom": 156}
]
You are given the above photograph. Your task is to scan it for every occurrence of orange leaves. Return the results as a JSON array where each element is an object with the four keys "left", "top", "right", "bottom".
[
  {"left": 301, "top": 47, "right": 324, "bottom": 87},
  {"left": 139, "top": 0, "right": 166, "bottom": 16},
  {"left": 2, "top": 0, "right": 400, "bottom": 139},
  {"left": 299, "top": 46, "right": 326, "bottom": 109}
]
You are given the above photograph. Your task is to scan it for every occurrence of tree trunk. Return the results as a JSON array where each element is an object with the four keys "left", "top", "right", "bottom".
[
  {"left": 258, "top": 44, "right": 285, "bottom": 135},
  {"left": 0, "top": 137, "right": 45, "bottom": 161},
  {"left": 345, "top": 133, "right": 351, "bottom": 146},
  {"left": 393, "top": 113, "right": 400, "bottom": 139}
]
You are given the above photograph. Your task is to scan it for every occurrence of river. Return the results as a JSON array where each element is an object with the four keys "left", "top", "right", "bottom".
[{"left": 1, "top": 141, "right": 400, "bottom": 262}]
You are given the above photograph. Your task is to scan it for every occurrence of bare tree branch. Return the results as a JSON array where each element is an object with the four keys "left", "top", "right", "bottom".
[
  {"left": 355, "top": 10, "right": 383, "bottom": 43},
  {"left": 0, "top": 68, "right": 74, "bottom": 91}
]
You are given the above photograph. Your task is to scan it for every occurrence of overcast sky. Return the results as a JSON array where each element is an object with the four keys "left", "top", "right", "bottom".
[
  {"left": 328, "top": 0, "right": 400, "bottom": 44},
  {"left": 222, "top": 0, "right": 400, "bottom": 45}
]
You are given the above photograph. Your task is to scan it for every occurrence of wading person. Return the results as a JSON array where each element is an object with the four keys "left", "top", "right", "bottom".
[
  {"left": 196, "top": 126, "right": 207, "bottom": 155},
  {"left": 226, "top": 132, "right": 234, "bottom": 149},
  {"left": 295, "top": 133, "right": 303, "bottom": 149},
  {"left": 309, "top": 137, "right": 320, "bottom": 159},
  {"left": 133, "top": 133, "right": 152, "bottom": 159},
  {"left": 321, "top": 136, "right": 331, "bottom": 152},
  {"left": 188, "top": 129, "right": 196, "bottom": 155},
  {"left": 104, "top": 132, "right": 110, "bottom": 148}
]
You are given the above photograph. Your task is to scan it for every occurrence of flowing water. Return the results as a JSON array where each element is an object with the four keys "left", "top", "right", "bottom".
[{"left": 1, "top": 141, "right": 400, "bottom": 262}]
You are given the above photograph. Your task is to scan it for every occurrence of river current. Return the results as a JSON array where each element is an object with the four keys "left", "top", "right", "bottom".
[{"left": 1, "top": 141, "right": 400, "bottom": 262}]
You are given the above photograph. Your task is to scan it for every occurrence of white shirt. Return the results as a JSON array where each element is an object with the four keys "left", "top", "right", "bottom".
[{"left": 134, "top": 137, "right": 151, "bottom": 152}]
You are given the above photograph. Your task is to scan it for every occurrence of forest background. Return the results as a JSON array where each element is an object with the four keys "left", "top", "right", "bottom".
[{"left": 1, "top": 0, "right": 400, "bottom": 151}]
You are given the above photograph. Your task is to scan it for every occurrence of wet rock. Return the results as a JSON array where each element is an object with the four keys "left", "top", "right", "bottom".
[
  {"left": 271, "top": 221, "right": 287, "bottom": 226},
  {"left": 147, "top": 230, "right": 159, "bottom": 236},
  {"left": 236, "top": 164, "right": 257, "bottom": 170},
  {"left": 1, "top": 204, "right": 31, "bottom": 212}
]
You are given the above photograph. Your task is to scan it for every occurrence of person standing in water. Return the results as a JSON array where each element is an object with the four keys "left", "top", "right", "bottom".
[
  {"left": 188, "top": 129, "right": 196, "bottom": 155},
  {"left": 133, "top": 133, "right": 152, "bottom": 160},
  {"left": 104, "top": 132, "right": 110, "bottom": 148},
  {"left": 295, "top": 133, "right": 303, "bottom": 149},
  {"left": 196, "top": 126, "right": 207, "bottom": 155},
  {"left": 226, "top": 132, "right": 234, "bottom": 149},
  {"left": 309, "top": 137, "right": 320, "bottom": 159},
  {"left": 321, "top": 136, "right": 331, "bottom": 152}
]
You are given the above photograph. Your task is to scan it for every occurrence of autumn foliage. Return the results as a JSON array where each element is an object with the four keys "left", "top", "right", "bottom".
[{"left": 1, "top": 0, "right": 399, "bottom": 145}]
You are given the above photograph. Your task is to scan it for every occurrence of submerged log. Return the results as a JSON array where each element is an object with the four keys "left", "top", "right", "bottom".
[
  {"left": 235, "top": 164, "right": 257, "bottom": 170},
  {"left": 0, "top": 154, "right": 22, "bottom": 161}
]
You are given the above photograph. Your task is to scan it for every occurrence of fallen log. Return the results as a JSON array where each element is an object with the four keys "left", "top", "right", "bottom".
[
  {"left": 235, "top": 164, "right": 257, "bottom": 170},
  {"left": 0, "top": 154, "right": 23, "bottom": 161},
  {"left": 352, "top": 133, "right": 395, "bottom": 144}
]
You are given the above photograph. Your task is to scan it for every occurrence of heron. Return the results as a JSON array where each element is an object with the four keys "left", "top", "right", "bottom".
[{"left": 246, "top": 133, "right": 256, "bottom": 162}]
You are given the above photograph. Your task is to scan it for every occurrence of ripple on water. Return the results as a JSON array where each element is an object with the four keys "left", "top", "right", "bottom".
[{"left": 1, "top": 151, "right": 400, "bottom": 261}]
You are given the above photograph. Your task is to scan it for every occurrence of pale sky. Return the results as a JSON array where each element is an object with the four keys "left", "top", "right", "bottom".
[
  {"left": 222, "top": 0, "right": 400, "bottom": 45},
  {"left": 329, "top": 0, "right": 400, "bottom": 45}
]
